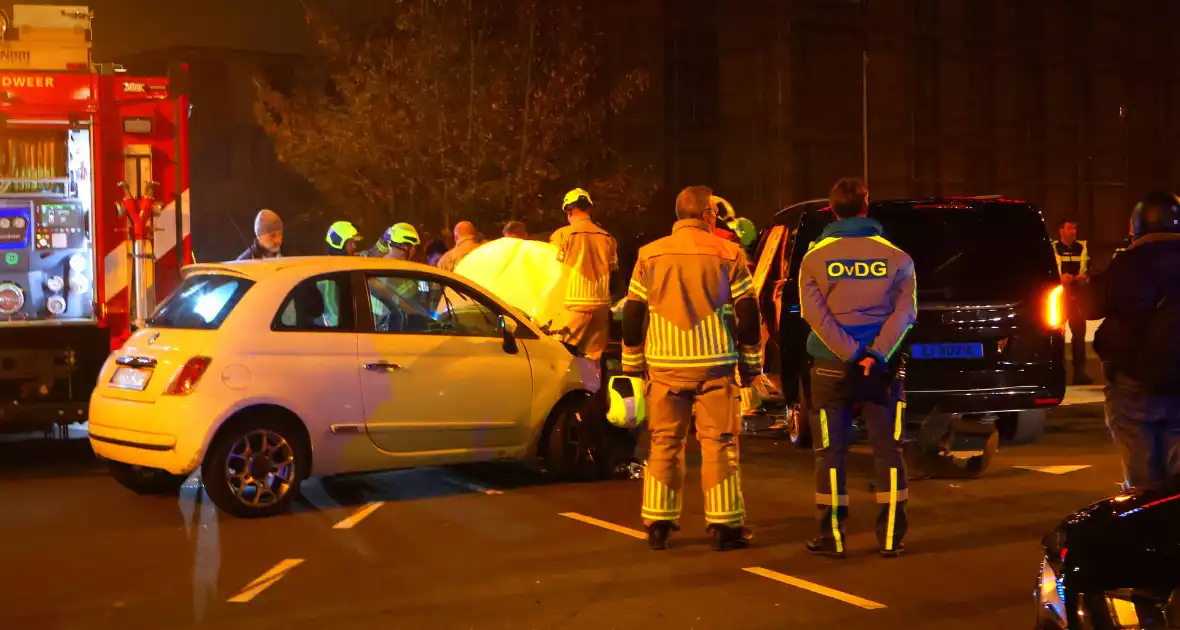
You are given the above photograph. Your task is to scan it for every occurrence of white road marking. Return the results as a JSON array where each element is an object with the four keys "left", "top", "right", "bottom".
[
  {"left": 442, "top": 474, "right": 504, "bottom": 495},
  {"left": 228, "top": 559, "right": 304, "bottom": 603},
  {"left": 559, "top": 512, "right": 647, "bottom": 540},
  {"left": 1014, "top": 465, "right": 1093, "bottom": 475},
  {"left": 333, "top": 501, "right": 385, "bottom": 529},
  {"left": 743, "top": 567, "right": 887, "bottom": 610}
]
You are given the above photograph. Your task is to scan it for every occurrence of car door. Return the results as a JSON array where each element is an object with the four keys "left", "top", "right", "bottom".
[
  {"left": 261, "top": 272, "right": 364, "bottom": 461},
  {"left": 357, "top": 270, "right": 533, "bottom": 465}
]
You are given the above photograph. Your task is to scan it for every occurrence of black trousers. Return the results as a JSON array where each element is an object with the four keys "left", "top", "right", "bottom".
[
  {"left": 1065, "top": 288, "right": 1087, "bottom": 377},
  {"left": 809, "top": 358, "right": 908, "bottom": 552},
  {"left": 1068, "top": 313, "right": 1088, "bottom": 376},
  {"left": 1105, "top": 371, "right": 1180, "bottom": 490}
]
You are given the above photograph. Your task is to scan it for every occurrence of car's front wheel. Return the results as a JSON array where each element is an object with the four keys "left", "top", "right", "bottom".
[
  {"left": 543, "top": 393, "right": 612, "bottom": 481},
  {"left": 201, "top": 417, "right": 308, "bottom": 518},
  {"left": 106, "top": 461, "right": 188, "bottom": 495}
]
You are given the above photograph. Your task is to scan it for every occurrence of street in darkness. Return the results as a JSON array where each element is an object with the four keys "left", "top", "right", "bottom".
[{"left": 0, "top": 396, "right": 1113, "bottom": 629}]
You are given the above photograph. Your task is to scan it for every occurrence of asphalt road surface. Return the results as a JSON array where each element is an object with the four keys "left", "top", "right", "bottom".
[{"left": 0, "top": 395, "right": 1117, "bottom": 630}]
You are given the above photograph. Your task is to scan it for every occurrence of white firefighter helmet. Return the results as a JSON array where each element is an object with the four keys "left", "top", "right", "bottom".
[{"left": 606, "top": 375, "right": 647, "bottom": 429}]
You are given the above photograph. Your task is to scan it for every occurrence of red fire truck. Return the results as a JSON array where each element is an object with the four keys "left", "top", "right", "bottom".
[{"left": 0, "top": 5, "right": 191, "bottom": 433}]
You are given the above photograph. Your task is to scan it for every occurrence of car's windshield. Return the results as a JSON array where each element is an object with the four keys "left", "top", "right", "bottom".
[{"left": 148, "top": 273, "right": 254, "bottom": 330}]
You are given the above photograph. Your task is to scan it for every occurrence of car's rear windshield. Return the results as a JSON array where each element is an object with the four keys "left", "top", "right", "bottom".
[
  {"left": 147, "top": 274, "right": 254, "bottom": 330},
  {"left": 871, "top": 203, "right": 1058, "bottom": 301}
]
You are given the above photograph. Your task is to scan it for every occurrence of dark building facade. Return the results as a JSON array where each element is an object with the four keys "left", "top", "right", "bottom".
[
  {"left": 111, "top": 0, "right": 1178, "bottom": 263},
  {"left": 660, "top": 0, "right": 1179, "bottom": 263}
]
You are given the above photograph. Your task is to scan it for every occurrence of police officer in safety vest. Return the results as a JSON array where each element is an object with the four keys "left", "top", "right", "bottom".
[
  {"left": 798, "top": 177, "right": 917, "bottom": 559},
  {"left": 623, "top": 185, "right": 763, "bottom": 552},
  {"left": 1052, "top": 218, "right": 1093, "bottom": 385}
]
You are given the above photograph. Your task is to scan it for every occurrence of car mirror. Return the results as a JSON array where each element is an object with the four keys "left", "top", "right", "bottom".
[{"left": 500, "top": 315, "right": 518, "bottom": 354}]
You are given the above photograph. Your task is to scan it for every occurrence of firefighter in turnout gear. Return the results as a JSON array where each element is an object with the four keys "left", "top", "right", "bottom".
[
  {"left": 1052, "top": 219, "right": 1093, "bottom": 384},
  {"left": 798, "top": 178, "right": 917, "bottom": 559},
  {"left": 550, "top": 188, "right": 618, "bottom": 363},
  {"left": 622, "top": 185, "right": 763, "bottom": 551},
  {"left": 710, "top": 195, "right": 762, "bottom": 417}
]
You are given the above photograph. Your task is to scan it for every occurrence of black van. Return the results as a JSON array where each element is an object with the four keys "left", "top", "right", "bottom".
[{"left": 753, "top": 196, "right": 1067, "bottom": 476}]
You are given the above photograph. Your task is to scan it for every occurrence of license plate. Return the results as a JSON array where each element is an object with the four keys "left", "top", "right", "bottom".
[
  {"left": 910, "top": 343, "right": 984, "bottom": 360},
  {"left": 110, "top": 366, "right": 153, "bottom": 390}
]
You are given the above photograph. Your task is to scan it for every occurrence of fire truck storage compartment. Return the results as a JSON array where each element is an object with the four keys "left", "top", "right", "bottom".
[
  {"left": 0, "top": 324, "right": 107, "bottom": 430},
  {"left": 0, "top": 123, "right": 95, "bottom": 323}
]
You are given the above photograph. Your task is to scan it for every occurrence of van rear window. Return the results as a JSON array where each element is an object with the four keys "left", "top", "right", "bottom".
[
  {"left": 872, "top": 204, "right": 1058, "bottom": 301},
  {"left": 790, "top": 203, "right": 1058, "bottom": 302},
  {"left": 148, "top": 274, "right": 254, "bottom": 330}
]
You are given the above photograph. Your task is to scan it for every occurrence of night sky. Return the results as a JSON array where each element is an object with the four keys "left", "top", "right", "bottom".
[{"left": 0, "top": 0, "right": 313, "bottom": 59}]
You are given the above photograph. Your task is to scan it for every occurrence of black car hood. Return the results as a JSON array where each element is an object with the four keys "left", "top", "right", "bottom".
[{"left": 1051, "top": 478, "right": 1180, "bottom": 592}]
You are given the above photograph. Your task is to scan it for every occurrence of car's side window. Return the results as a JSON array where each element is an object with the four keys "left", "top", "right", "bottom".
[
  {"left": 365, "top": 274, "right": 502, "bottom": 337},
  {"left": 273, "top": 273, "right": 354, "bottom": 332}
]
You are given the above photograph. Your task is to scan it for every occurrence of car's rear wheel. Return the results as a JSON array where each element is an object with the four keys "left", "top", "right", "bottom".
[
  {"left": 997, "top": 410, "right": 1047, "bottom": 444},
  {"left": 106, "top": 461, "right": 187, "bottom": 495},
  {"left": 201, "top": 417, "right": 308, "bottom": 518}
]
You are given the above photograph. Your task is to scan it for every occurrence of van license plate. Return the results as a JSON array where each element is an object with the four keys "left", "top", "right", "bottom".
[
  {"left": 110, "top": 366, "right": 153, "bottom": 390},
  {"left": 910, "top": 343, "right": 984, "bottom": 359}
]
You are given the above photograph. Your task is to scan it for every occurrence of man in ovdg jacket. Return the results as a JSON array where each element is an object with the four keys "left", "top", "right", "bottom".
[{"left": 798, "top": 177, "right": 916, "bottom": 559}]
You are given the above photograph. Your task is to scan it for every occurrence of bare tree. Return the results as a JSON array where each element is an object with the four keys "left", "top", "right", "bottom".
[{"left": 255, "top": 0, "right": 653, "bottom": 240}]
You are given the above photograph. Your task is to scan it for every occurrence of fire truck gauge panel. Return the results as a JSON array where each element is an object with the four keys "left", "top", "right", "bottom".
[{"left": 0, "top": 281, "right": 24, "bottom": 315}]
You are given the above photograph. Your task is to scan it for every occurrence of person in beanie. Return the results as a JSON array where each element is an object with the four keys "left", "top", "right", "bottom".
[{"left": 237, "top": 209, "right": 283, "bottom": 260}]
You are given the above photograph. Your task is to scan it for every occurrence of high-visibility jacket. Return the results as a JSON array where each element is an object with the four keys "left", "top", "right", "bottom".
[
  {"left": 550, "top": 217, "right": 617, "bottom": 311},
  {"left": 437, "top": 236, "right": 481, "bottom": 272},
  {"left": 623, "top": 219, "right": 761, "bottom": 379},
  {"left": 797, "top": 216, "right": 917, "bottom": 363},
  {"left": 1052, "top": 239, "right": 1089, "bottom": 276}
]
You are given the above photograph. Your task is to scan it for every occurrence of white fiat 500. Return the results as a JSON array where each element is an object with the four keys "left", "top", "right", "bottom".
[{"left": 89, "top": 257, "right": 601, "bottom": 517}]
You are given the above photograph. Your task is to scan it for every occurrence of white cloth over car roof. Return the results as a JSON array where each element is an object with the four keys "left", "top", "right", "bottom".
[{"left": 451, "top": 237, "right": 568, "bottom": 328}]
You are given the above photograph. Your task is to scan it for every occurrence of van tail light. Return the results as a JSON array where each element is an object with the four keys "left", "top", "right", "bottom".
[
  {"left": 1044, "top": 285, "right": 1065, "bottom": 329},
  {"left": 164, "top": 357, "right": 212, "bottom": 396}
]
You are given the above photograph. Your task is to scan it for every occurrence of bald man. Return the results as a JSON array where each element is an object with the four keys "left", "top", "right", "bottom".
[{"left": 436, "top": 221, "right": 482, "bottom": 272}]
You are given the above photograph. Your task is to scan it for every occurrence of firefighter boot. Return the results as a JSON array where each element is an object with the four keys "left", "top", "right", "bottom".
[
  {"left": 707, "top": 524, "right": 754, "bottom": 551},
  {"left": 646, "top": 521, "right": 680, "bottom": 550}
]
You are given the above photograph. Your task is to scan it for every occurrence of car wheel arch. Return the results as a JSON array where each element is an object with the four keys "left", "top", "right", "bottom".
[
  {"left": 205, "top": 403, "right": 314, "bottom": 478},
  {"left": 535, "top": 389, "right": 593, "bottom": 459}
]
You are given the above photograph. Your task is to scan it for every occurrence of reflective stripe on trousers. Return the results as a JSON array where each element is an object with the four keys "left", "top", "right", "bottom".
[
  {"left": 809, "top": 361, "right": 909, "bottom": 550},
  {"left": 642, "top": 373, "right": 745, "bottom": 526}
]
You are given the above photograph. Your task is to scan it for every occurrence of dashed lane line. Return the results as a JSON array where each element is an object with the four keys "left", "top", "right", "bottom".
[
  {"left": 228, "top": 559, "right": 305, "bottom": 603},
  {"left": 1014, "top": 465, "right": 1093, "bottom": 475},
  {"left": 743, "top": 567, "right": 887, "bottom": 610},
  {"left": 559, "top": 512, "right": 647, "bottom": 540},
  {"left": 333, "top": 501, "right": 386, "bottom": 529},
  {"left": 441, "top": 473, "right": 505, "bottom": 495}
]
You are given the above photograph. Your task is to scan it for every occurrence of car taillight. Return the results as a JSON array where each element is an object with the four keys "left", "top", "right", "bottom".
[
  {"left": 164, "top": 357, "right": 212, "bottom": 396},
  {"left": 1044, "top": 285, "right": 1065, "bottom": 329}
]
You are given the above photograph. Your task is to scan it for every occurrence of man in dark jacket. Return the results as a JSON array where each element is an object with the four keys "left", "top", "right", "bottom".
[
  {"left": 1080, "top": 190, "right": 1180, "bottom": 490},
  {"left": 236, "top": 209, "right": 283, "bottom": 260}
]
